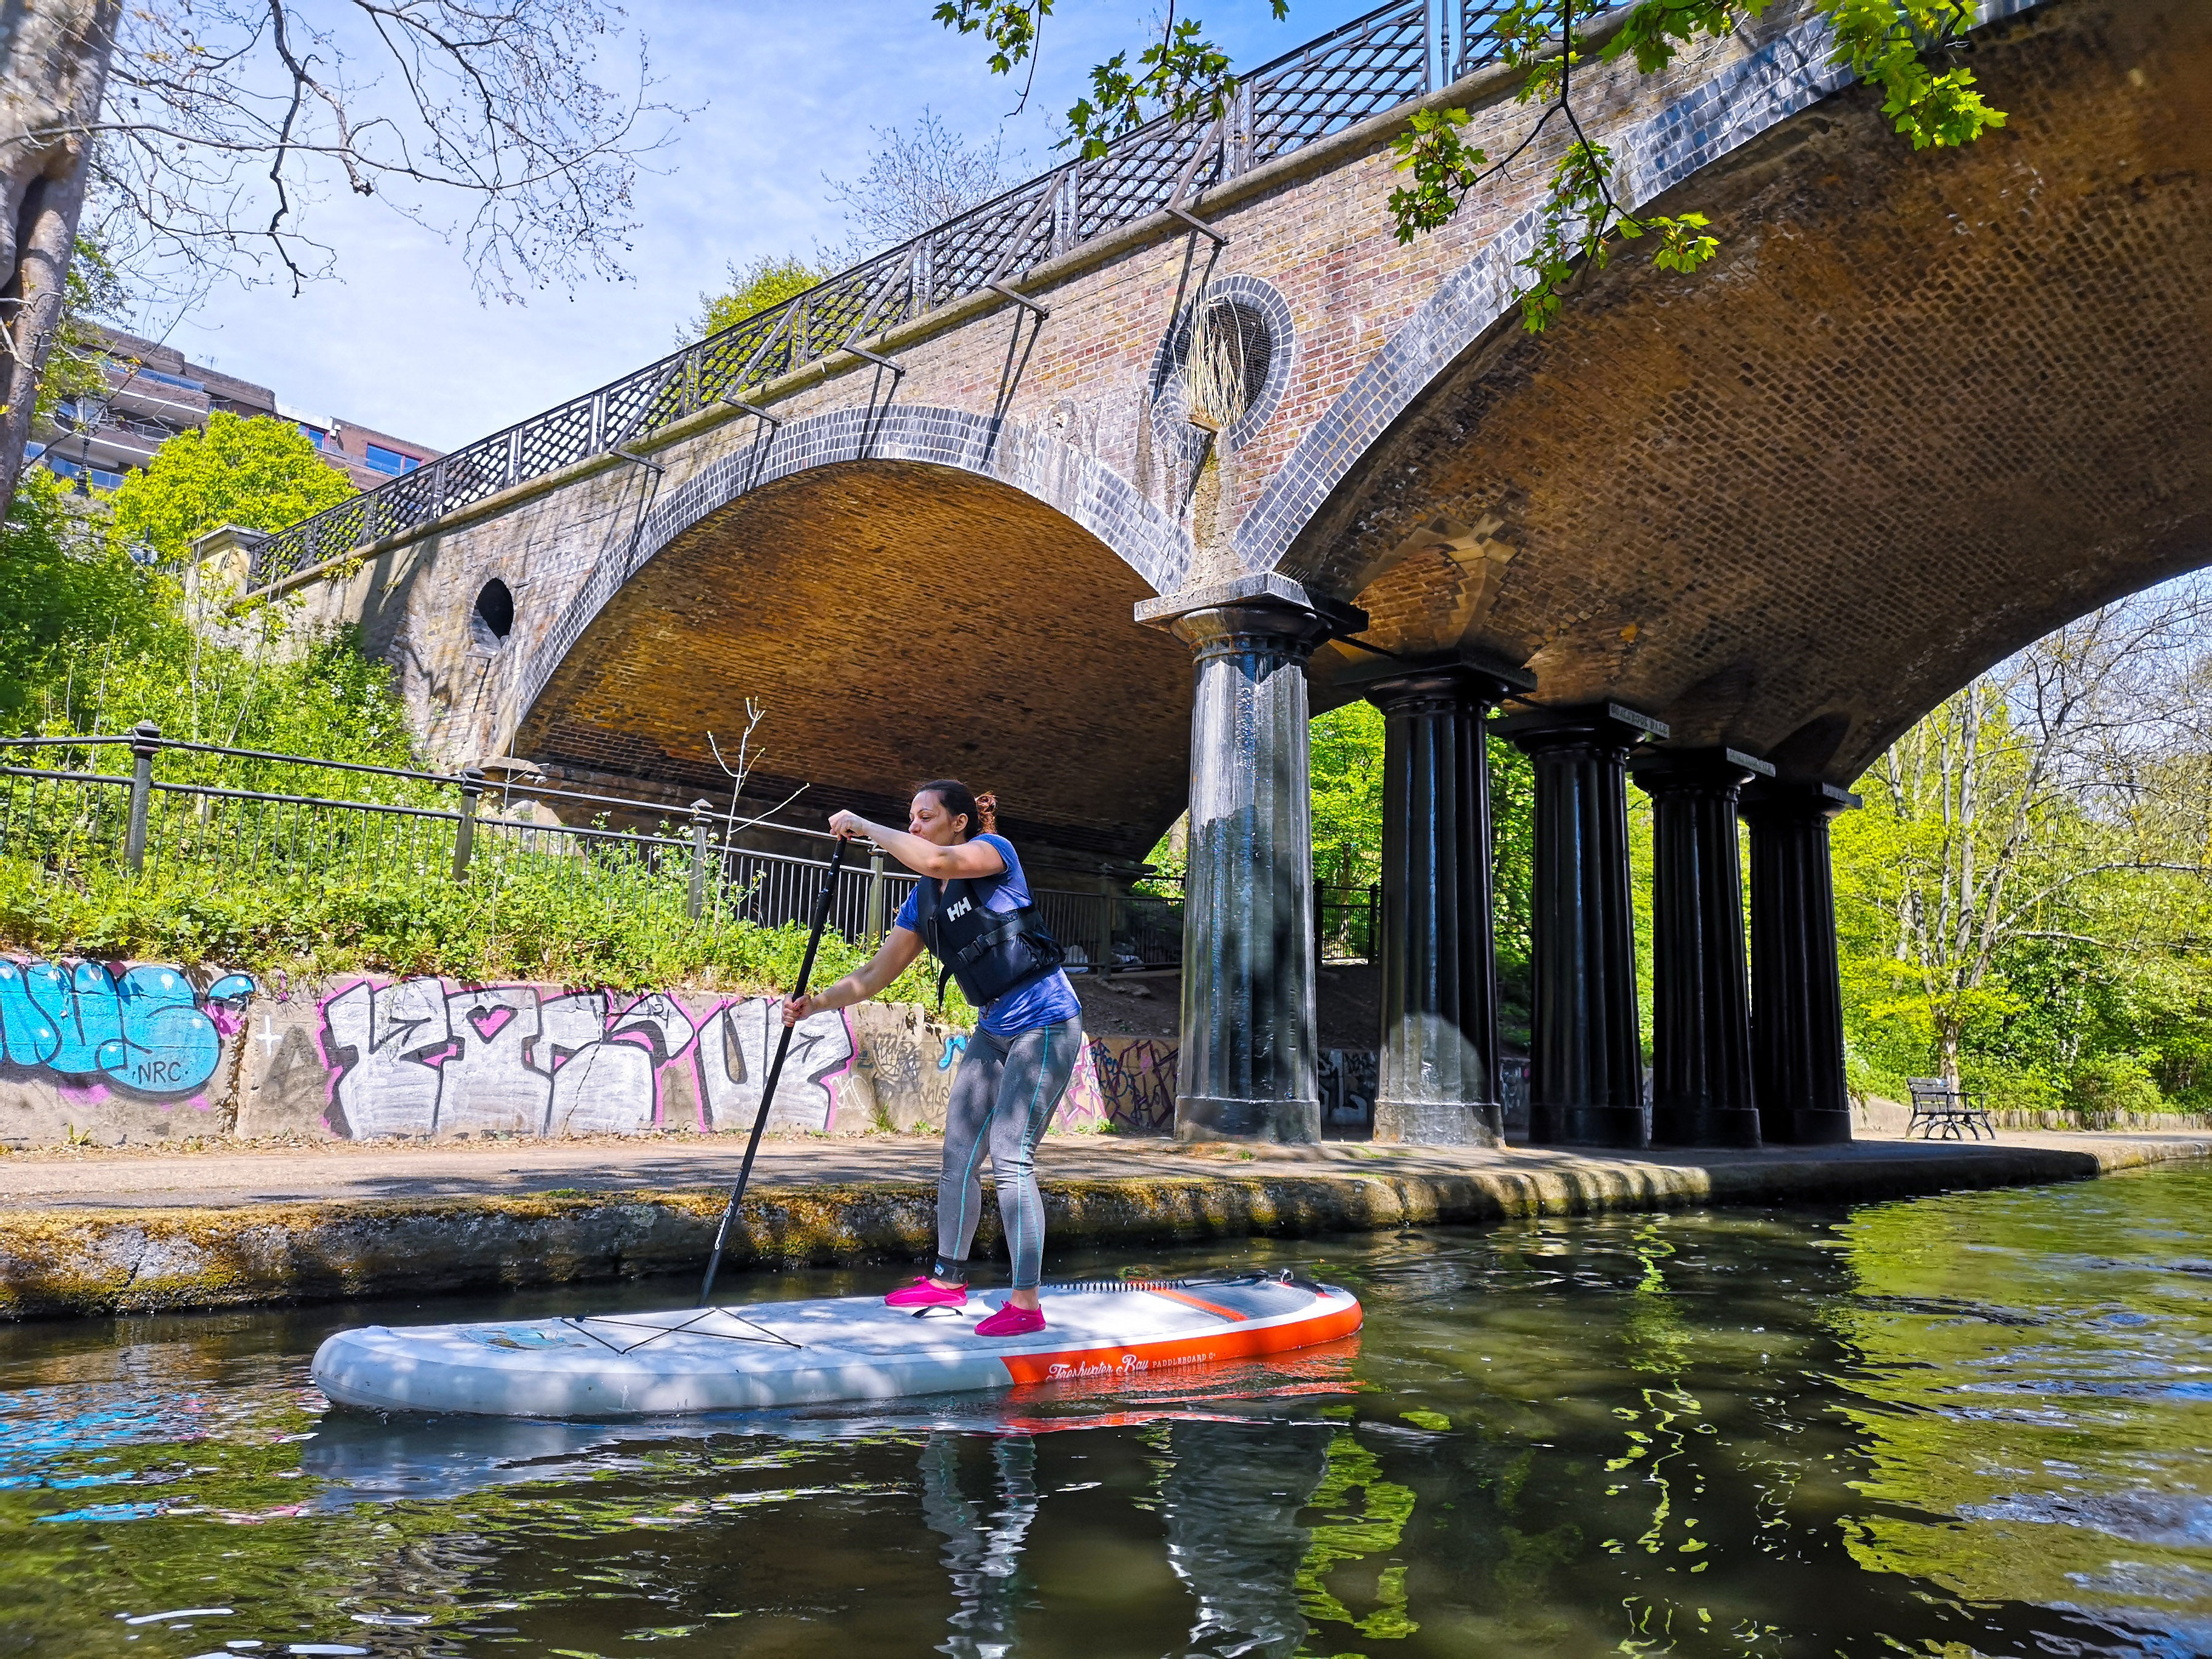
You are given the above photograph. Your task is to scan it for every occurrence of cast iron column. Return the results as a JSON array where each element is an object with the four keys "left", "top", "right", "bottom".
[
  {"left": 1739, "top": 778, "right": 1858, "bottom": 1146},
  {"left": 1352, "top": 659, "right": 1531, "bottom": 1145},
  {"left": 1138, "top": 577, "right": 1354, "bottom": 1143},
  {"left": 1630, "top": 748, "right": 1769, "bottom": 1148},
  {"left": 1495, "top": 703, "right": 1664, "bottom": 1149}
]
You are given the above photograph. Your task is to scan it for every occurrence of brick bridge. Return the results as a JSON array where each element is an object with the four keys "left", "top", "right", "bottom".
[{"left": 235, "top": 0, "right": 2210, "bottom": 1150}]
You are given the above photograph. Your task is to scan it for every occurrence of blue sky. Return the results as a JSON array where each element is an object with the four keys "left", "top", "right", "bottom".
[{"left": 163, "top": 0, "right": 1379, "bottom": 454}]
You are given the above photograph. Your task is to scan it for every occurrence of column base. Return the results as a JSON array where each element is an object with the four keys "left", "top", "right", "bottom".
[
  {"left": 1537, "top": 1102, "right": 1649, "bottom": 1149},
  {"left": 1175, "top": 1094, "right": 1322, "bottom": 1145},
  {"left": 1651, "top": 1101, "right": 1763, "bottom": 1148},
  {"left": 1374, "top": 1098, "right": 1504, "bottom": 1147},
  {"left": 1763, "top": 1107, "right": 1854, "bottom": 1146}
]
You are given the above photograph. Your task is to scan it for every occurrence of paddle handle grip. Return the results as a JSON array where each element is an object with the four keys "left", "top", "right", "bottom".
[{"left": 699, "top": 834, "right": 850, "bottom": 1305}]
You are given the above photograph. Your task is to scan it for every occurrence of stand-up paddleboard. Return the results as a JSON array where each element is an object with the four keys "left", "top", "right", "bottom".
[{"left": 313, "top": 1270, "right": 1361, "bottom": 1419}]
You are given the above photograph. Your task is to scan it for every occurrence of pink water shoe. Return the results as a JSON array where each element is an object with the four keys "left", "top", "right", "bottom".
[
  {"left": 973, "top": 1302, "right": 1047, "bottom": 1338},
  {"left": 884, "top": 1278, "right": 969, "bottom": 1309}
]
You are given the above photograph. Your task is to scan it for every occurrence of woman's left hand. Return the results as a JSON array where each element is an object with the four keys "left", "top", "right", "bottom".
[{"left": 828, "top": 809, "right": 870, "bottom": 842}]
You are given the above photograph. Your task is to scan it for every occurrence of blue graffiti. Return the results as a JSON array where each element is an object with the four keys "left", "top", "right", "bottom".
[
  {"left": 0, "top": 960, "right": 253, "bottom": 1096},
  {"left": 937, "top": 1033, "right": 968, "bottom": 1071}
]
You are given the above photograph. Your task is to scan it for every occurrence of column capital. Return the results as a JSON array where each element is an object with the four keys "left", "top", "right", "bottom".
[
  {"left": 1629, "top": 745, "right": 1775, "bottom": 795},
  {"left": 1493, "top": 700, "right": 1669, "bottom": 756},
  {"left": 1134, "top": 572, "right": 1364, "bottom": 655},
  {"left": 1738, "top": 776, "right": 1862, "bottom": 820},
  {"left": 1339, "top": 649, "right": 1535, "bottom": 715}
]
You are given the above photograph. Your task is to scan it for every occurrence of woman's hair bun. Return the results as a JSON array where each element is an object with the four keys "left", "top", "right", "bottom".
[{"left": 971, "top": 792, "right": 999, "bottom": 834}]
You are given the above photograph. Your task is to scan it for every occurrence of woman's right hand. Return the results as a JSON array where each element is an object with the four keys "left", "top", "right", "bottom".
[{"left": 781, "top": 993, "right": 820, "bottom": 1026}]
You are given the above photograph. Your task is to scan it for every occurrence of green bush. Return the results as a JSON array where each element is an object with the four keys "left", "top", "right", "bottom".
[
  {"left": 0, "top": 473, "right": 962, "bottom": 1007},
  {"left": 2067, "top": 1052, "right": 2165, "bottom": 1119}
]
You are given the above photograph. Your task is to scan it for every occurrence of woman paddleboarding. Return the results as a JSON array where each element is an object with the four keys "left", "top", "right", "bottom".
[{"left": 782, "top": 780, "right": 1083, "bottom": 1336}]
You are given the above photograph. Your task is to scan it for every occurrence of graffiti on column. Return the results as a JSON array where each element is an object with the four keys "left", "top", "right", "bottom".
[
  {"left": 317, "top": 980, "right": 853, "bottom": 1138},
  {"left": 1318, "top": 1048, "right": 1376, "bottom": 1130},
  {"left": 0, "top": 959, "right": 253, "bottom": 1096}
]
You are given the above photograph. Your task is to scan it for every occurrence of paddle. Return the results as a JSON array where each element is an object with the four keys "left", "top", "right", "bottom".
[{"left": 699, "top": 831, "right": 852, "bottom": 1305}]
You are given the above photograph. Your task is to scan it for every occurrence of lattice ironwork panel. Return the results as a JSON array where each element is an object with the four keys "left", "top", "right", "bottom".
[
  {"left": 799, "top": 260, "right": 905, "bottom": 358},
  {"left": 603, "top": 361, "right": 682, "bottom": 447},
  {"left": 695, "top": 310, "right": 782, "bottom": 402},
  {"left": 927, "top": 172, "right": 1061, "bottom": 298},
  {"left": 441, "top": 440, "right": 513, "bottom": 511},
  {"left": 252, "top": 527, "right": 307, "bottom": 588},
  {"left": 1457, "top": 0, "right": 1518, "bottom": 76},
  {"left": 1247, "top": 0, "right": 1429, "bottom": 166},
  {"left": 517, "top": 399, "right": 598, "bottom": 477},
  {"left": 1074, "top": 115, "right": 1219, "bottom": 243},
  {"left": 379, "top": 462, "right": 446, "bottom": 532}
]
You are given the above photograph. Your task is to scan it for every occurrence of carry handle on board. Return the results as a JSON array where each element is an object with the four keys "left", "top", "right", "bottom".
[{"left": 699, "top": 832, "right": 851, "bottom": 1305}]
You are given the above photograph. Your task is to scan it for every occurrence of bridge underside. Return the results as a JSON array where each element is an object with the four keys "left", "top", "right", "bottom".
[
  {"left": 1299, "top": 0, "right": 2212, "bottom": 783},
  {"left": 516, "top": 462, "right": 1192, "bottom": 870}
]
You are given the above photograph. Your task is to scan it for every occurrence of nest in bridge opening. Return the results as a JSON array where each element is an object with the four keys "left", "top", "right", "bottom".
[{"left": 1167, "top": 290, "right": 1275, "bottom": 440}]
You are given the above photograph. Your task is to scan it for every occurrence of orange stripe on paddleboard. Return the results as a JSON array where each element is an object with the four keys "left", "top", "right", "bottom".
[
  {"left": 1147, "top": 1287, "right": 1252, "bottom": 1321},
  {"left": 1000, "top": 1301, "right": 1363, "bottom": 1386}
]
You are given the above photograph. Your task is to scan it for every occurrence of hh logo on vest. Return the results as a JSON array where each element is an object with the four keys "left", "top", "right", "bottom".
[{"left": 944, "top": 897, "right": 974, "bottom": 922}]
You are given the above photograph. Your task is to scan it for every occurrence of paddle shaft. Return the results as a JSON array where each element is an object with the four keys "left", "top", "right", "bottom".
[{"left": 699, "top": 833, "right": 851, "bottom": 1305}]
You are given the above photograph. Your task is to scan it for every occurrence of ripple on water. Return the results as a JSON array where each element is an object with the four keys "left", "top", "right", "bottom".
[{"left": 0, "top": 1167, "right": 2206, "bottom": 1658}]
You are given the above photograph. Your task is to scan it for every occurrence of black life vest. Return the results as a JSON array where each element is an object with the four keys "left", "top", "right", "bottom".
[{"left": 911, "top": 854, "right": 1064, "bottom": 1010}]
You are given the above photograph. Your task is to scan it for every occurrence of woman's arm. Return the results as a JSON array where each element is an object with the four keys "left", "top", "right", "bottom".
[
  {"left": 828, "top": 810, "right": 1005, "bottom": 881},
  {"left": 782, "top": 925, "right": 926, "bottom": 1025}
]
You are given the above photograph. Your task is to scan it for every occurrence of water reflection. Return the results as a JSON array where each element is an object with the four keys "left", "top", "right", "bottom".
[
  {"left": 0, "top": 1167, "right": 2208, "bottom": 1656},
  {"left": 1160, "top": 1421, "right": 1331, "bottom": 1656},
  {"left": 921, "top": 1432, "right": 1039, "bottom": 1658}
]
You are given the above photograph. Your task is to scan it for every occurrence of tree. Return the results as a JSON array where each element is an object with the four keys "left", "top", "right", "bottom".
[
  {"left": 1834, "top": 580, "right": 2212, "bottom": 1093},
  {"left": 825, "top": 107, "right": 1019, "bottom": 256},
  {"left": 108, "top": 411, "right": 356, "bottom": 563},
  {"left": 933, "top": 1, "right": 2004, "bottom": 330},
  {"left": 0, "top": 0, "right": 677, "bottom": 516},
  {"left": 684, "top": 255, "right": 826, "bottom": 347},
  {"left": 687, "top": 113, "right": 1017, "bottom": 344}
]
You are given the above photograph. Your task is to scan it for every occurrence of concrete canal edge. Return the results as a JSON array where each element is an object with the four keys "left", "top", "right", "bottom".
[{"left": 2, "top": 1134, "right": 2208, "bottom": 1319}]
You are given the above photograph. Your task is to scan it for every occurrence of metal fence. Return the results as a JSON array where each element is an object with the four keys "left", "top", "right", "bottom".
[
  {"left": 248, "top": 0, "right": 1530, "bottom": 591},
  {"left": 0, "top": 725, "right": 1199, "bottom": 971}
]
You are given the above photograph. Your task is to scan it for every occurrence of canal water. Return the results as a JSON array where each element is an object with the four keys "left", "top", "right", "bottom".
[{"left": 4, "top": 1164, "right": 2209, "bottom": 1658}]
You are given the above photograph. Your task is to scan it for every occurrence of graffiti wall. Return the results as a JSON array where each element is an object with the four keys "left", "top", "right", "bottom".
[
  {"left": 306, "top": 979, "right": 857, "bottom": 1139},
  {"left": 0, "top": 958, "right": 256, "bottom": 1145},
  {"left": 0, "top": 957, "right": 1217, "bottom": 1147}
]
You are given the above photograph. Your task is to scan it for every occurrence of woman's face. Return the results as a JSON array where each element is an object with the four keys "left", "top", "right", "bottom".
[{"left": 909, "top": 791, "right": 968, "bottom": 846}]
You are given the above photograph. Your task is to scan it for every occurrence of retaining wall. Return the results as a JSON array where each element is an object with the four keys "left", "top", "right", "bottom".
[{"left": 0, "top": 956, "right": 1224, "bottom": 1146}]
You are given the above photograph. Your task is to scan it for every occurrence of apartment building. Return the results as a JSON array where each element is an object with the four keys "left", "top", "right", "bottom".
[{"left": 30, "top": 325, "right": 441, "bottom": 495}]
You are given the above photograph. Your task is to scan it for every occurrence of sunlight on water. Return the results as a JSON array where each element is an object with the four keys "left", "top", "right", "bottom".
[{"left": 1, "top": 1164, "right": 2207, "bottom": 1657}]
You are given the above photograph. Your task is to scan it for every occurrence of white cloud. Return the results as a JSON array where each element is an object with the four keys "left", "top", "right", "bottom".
[{"left": 158, "top": 0, "right": 1374, "bottom": 453}]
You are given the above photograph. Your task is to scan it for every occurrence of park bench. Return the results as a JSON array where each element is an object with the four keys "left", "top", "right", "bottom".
[{"left": 1905, "top": 1077, "right": 1996, "bottom": 1140}]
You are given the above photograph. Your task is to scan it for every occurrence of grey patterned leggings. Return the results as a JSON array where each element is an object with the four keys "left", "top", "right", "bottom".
[{"left": 935, "top": 1018, "right": 1084, "bottom": 1290}]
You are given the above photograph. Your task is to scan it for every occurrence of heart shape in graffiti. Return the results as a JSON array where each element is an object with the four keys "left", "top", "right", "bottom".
[{"left": 464, "top": 1005, "right": 518, "bottom": 1045}]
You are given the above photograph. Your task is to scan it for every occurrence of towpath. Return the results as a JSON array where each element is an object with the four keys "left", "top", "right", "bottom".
[{"left": 2, "top": 1127, "right": 2206, "bottom": 1318}]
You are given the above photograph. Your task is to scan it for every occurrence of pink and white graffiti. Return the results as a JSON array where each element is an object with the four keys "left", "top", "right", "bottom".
[{"left": 315, "top": 979, "right": 856, "bottom": 1138}]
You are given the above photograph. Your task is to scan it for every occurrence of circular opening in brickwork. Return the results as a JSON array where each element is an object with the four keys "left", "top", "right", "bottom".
[
  {"left": 1151, "top": 276, "right": 1292, "bottom": 450},
  {"left": 1173, "top": 298, "right": 1273, "bottom": 429},
  {"left": 472, "top": 577, "right": 514, "bottom": 646}
]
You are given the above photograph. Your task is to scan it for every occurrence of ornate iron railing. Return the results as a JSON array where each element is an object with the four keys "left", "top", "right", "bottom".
[{"left": 249, "top": 0, "right": 1524, "bottom": 591}]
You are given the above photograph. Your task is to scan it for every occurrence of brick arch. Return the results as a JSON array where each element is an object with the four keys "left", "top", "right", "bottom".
[
  {"left": 1235, "top": 0, "right": 2040, "bottom": 586},
  {"left": 1256, "top": 0, "right": 2212, "bottom": 788},
  {"left": 512, "top": 420, "right": 1198, "bottom": 865},
  {"left": 520, "top": 404, "right": 1189, "bottom": 722}
]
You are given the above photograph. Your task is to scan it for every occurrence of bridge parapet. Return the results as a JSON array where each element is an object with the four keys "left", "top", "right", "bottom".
[{"left": 247, "top": 0, "right": 1538, "bottom": 594}]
